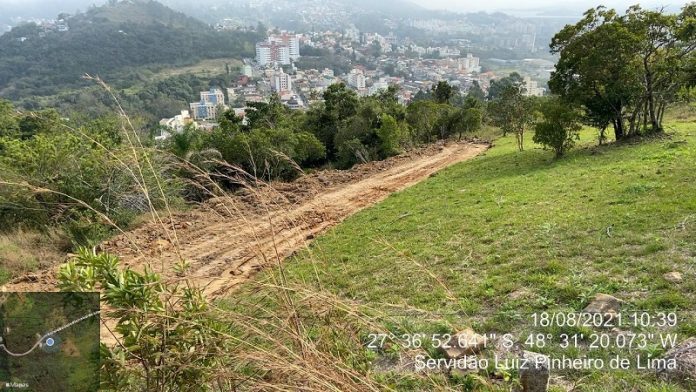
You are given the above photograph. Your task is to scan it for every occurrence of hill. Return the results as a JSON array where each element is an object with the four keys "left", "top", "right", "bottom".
[
  {"left": 233, "top": 108, "right": 696, "bottom": 390},
  {"left": 0, "top": 0, "right": 262, "bottom": 100}
]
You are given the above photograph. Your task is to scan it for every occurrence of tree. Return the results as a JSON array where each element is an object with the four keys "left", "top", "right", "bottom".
[
  {"left": 624, "top": 4, "right": 696, "bottom": 132},
  {"left": 244, "top": 94, "right": 287, "bottom": 130},
  {"left": 376, "top": 114, "right": 402, "bottom": 157},
  {"left": 488, "top": 73, "right": 524, "bottom": 101},
  {"left": 466, "top": 81, "right": 486, "bottom": 102},
  {"left": 550, "top": 5, "right": 696, "bottom": 139},
  {"left": 305, "top": 83, "right": 358, "bottom": 158},
  {"left": 406, "top": 100, "right": 441, "bottom": 143},
  {"left": 412, "top": 89, "right": 431, "bottom": 102},
  {"left": 550, "top": 8, "right": 642, "bottom": 140},
  {"left": 451, "top": 107, "right": 484, "bottom": 140},
  {"left": 0, "top": 100, "right": 19, "bottom": 138},
  {"left": 432, "top": 81, "right": 454, "bottom": 104},
  {"left": 17, "top": 109, "right": 61, "bottom": 139},
  {"left": 433, "top": 105, "right": 457, "bottom": 139},
  {"left": 217, "top": 109, "right": 243, "bottom": 133},
  {"left": 323, "top": 83, "right": 359, "bottom": 121},
  {"left": 169, "top": 124, "right": 203, "bottom": 158},
  {"left": 533, "top": 98, "right": 582, "bottom": 158},
  {"left": 375, "top": 85, "right": 406, "bottom": 121},
  {"left": 488, "top": 85, "right": 535, "bottom": 151}
]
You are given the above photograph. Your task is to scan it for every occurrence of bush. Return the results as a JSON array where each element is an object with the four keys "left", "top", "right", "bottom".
[
  {"left": 0, "top": 111, "right": 180, "bottom": 243},
  {"left": 205, "top": 127, "right": 325, "bottom": 181},
  {"left": 334, "top": 115, "right": 376, "bottom": 168},
  {"left": 376, "top": 114, "right": 404, "bottom": 158},
  {"left": 58, "top": 249, "right": 232, "bottom": 391},
  {"left": 336, "top": 137, "right": 371, "bottom": 169},
  {"left": 533, "top": 97, "right": 582, "bottom": 158}
]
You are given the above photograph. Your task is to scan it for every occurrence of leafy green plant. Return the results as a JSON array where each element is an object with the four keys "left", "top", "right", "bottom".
[
  {"left": 533, "top": 97, "right": 582, "bottom": 158},
  {"left": 59, "top": 249, "right": 232, "bottom": 391}
]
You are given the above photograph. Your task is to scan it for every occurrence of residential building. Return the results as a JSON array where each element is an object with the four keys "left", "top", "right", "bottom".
[
  {"left": 256, "top": 32, "right": 300, "bottom": 66},
  {"left": 344, "top": 26, "right": 360, "bottom": 41},
  {"left": 256, "top": 42, "right": 291, "bottom": 66},
  {"left": 256, "top": 43, "right": 272, "bottom": 65},
  {"left": 369, "top": 78, "right": 389, "bottom": 95},
  {"left": 157, "top": 110, "right": 195, "bottom": 141},
  {"left": 347, "top": 68, "right": 366, "bottom": 90},
  {"left": 190, "top": 88, "right": 226, "bottom": 120},
  {"left": 282, "top": 94, "right": 305, "bottom": 110},
  {"left": 458, "top": 53, "right": 481, "bottom": 73},
  {"left": 523, "top": 77, "right": 546, "bottom": 97},
  {"left": 268, "top": 32, "right": 301, "bottom": 60},
  {"left": 272, "top": 69, "right": 293, "bottom": 93}
]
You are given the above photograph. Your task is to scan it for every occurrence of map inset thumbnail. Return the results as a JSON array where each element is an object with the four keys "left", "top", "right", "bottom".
[{"left": 0, "top": 292, "right": 100, "bottom": 391}]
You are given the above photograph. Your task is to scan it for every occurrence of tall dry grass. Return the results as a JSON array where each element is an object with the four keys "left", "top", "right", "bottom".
[
  {"left": 4, "top": 77, "right": 479, "bottom": 391},
  {"left": 0, "top": 229, "right": 69, "bottom": 283}
]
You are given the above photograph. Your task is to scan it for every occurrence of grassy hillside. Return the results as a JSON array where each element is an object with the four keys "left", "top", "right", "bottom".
[{"left": 236, "top": 108, "right": 696, "bottom": 390}]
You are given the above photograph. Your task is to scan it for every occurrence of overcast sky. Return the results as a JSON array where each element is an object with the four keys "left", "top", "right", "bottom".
[
  {"left": 0, "top": 0, "right": 689, "bottom": 17},
  {"left": 409, "top": 0, "right": 688, "bottom": 14}
]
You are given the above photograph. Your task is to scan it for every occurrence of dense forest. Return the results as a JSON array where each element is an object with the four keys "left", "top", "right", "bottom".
[{"left": 0, "top": 1, "right": 263, "bottom": 100}]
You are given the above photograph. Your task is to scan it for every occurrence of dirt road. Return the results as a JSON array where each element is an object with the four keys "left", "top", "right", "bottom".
[{"left": 3, "top": 141, "right": 487, "bottom": 297}]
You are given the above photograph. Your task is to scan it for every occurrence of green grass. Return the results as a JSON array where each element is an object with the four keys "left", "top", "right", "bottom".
[
  {"left": 232, "top": 113, "right": 696, "bottom": 391},
  {"left": 119, "top": 58, "right": 242, "bottom": 94}
]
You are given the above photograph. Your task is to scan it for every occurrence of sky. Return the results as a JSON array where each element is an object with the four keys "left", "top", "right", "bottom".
[
  {"left": 0, "top": 0, "right": 689, "bottom": 18},
  {"left": 410, "top": 0, "right": 686, "bottom": 15}
]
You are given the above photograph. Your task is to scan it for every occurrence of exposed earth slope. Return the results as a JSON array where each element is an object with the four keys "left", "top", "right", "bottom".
[{"left": 3, "top": 141, "right": 488, "bottom": 297}]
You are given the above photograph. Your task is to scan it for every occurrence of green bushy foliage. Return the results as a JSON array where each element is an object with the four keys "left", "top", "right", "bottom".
[
  {"left": 203, "top": 126, "right": 326, "bottom": 181},
  {"left": 376, "top": 114, "right": 404, "bottom": 157},
  {"left": 170, "top": 81, "right": 486, "bottom": 178},
  {"left": 58, "top": 249, "right": 231, "bottom": 391},
  {"left": 533, "top": 97, "right": 582, "bottom": 158},
  {"left": 0, "top": 102, "right": 180, "bottom": 245}
]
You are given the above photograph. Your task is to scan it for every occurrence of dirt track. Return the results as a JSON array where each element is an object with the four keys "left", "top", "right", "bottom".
[{"left": 3, "top": 141, "right": 487, "bottom": 297}]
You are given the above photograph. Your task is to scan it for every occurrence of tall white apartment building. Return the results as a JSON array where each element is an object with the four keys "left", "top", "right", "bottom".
[
  {"left": 458, "top": 53, "right": 481, "bottom": 73},
  {"left": 272, "top": 69, "right": 293, "bottom": 93},
  {"left": 256, "top": 41, "right": 291, "bottom": 66},
  {"left": 256, "top": 32, "right": 300, "bottom": 66},
  {"left": 347, "top": 68, "right": 366, "bottom": 90},
  {"left": 256, "top": 43, "right": 271, "bottom": 66},
  {"left": 268, "top": 32, "right": 300, "bottom": 60}
]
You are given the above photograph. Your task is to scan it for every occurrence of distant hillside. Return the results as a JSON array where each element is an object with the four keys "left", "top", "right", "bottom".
[
  {"left": 0, "top": 0, "right": 263, "bottom": 100},
  {"left": 161, "top": 0, "right": 430, "bottom": 27}
]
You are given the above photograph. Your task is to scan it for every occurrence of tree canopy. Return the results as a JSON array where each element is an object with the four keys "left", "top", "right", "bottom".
[{"left": 549, "top": 4, "right": 696, "bottom": 139}]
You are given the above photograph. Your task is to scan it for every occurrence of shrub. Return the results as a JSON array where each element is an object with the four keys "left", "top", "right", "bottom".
[
  {"left": 533, "top": 97, "right": 582, "bottom": 158},
  {"left": 206, "top": 127, "right": 326, "bottom": 181},
  {"left": 58, "top": 249, "right": 232, "bottom": 391},
  {"left": 376, "top": 113, "right": 404, "bottom": 158},
  {"left": 0, "top": 113, "right": 180, "bottom": 243},
  {"left": 336, "top": 137, "right": 371, "bottom": 169}
]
